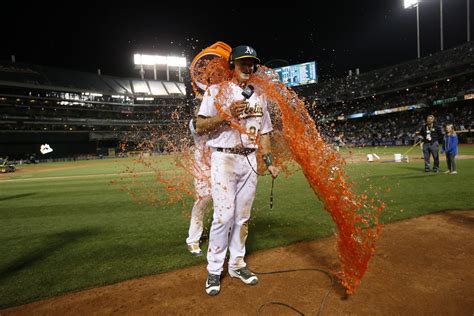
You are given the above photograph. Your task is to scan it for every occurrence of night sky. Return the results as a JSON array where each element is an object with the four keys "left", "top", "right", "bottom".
[{"left": 1, "top": 1, "right": 472, "bottom": 80}]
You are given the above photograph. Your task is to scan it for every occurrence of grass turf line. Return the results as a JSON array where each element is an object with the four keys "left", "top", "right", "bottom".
[{"left": 0, "top": 151, "right": 473, "bottom": 308}]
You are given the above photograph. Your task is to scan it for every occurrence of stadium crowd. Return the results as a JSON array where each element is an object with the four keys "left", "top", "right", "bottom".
[
  {"left": 324, "top": 104, "right": 473, "bottom": 146},
  {"left": 311, "top": 74, "right": 473, "bottom": 119},
  {"left": 298, "top": 42, "right": 474, "bottom": 147},
  {"left": 1, "top": 41, "right": 473, "bottom": 161},
  {"left": 307, "top": 41, "right": 474, "bottom": 104}
]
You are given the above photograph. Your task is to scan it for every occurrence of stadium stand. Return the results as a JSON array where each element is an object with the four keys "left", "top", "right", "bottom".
[
  {"left": 297, "top": 41, "right": 474, "bottom": 146},
  {"left": 2, "top": 41, "right": 473, "bottom": 160},
  {"left": 0, "top": 62, "right": 190, "bottom": 160}
]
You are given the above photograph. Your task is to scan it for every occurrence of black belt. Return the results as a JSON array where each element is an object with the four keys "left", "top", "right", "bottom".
[{"left": 216, "top": 147, "right": 256, "bottom": 155}]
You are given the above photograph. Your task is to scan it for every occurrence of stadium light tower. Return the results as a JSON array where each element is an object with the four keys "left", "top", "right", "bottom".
[
  {"left": 405, "top": 0, "right": 421, "bottom": 58},
  {"left": 133, "top": 54, "right": 187, "bottom": 81},
  {"left": 468, "top": 0, "right": 471, "bottom": 42},
  {"left": 440, "top": 0, "right": 444, "bottom": 51}
]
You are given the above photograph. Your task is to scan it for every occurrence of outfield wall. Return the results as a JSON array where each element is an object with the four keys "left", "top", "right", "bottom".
[{"left": 0, "top": 131, "right": 118, "bottom": 159}]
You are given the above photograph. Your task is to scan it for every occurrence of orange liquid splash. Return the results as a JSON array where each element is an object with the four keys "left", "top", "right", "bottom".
[
  {"left": 116, "top": 111, "right": 198, "bottom": 207},
  {"left": 119, "top": 56, "right": 384, "bottom": 294},
  {"left": 249, "top": 67, "right": 385, "bottom": 294},
  {"left": 195, "top": 60, "right": 385, "bottom": 294}
]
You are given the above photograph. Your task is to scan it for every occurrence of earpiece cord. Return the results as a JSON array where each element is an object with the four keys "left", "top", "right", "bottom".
[
  {"left": 237, "top": 83, "right": 274, "bottom": 209},
  {"left": 240, "top": 133, "right": 274, "bottom": 210},
  {"left": 239, "top": 133, "right": 266, "bottom": 177}
]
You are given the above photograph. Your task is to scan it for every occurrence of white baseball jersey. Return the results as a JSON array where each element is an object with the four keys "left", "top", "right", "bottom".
[
  {"left": 189, "top": 118, "right": 204, "bottom": 146},
  {"left": 188, "top": 118, "right": 211, "bottom": 196},
  {"left": 198, "top": 83, "right": 273, "bottom": 149},
  {"left": 189, "top": 118, "right": 209, "bottom": 167}
]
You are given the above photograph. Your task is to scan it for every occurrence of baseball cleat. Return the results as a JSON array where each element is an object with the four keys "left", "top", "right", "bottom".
[
  {"left": 229, "top": 266, "right": 258, "bottom": 285},
  {"left": 205, "top": 273, "right": 221, "bottom": 296},
  {"left": 187, "top": 243, "right": 202, "bottom": 256}
]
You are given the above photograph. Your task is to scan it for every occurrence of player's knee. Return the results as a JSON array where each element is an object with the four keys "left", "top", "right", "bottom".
[{"left": 214, "top": 208, "right": 235, "bottom": 224}]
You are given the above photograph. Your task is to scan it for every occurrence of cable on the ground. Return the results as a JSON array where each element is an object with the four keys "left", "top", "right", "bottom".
[{"left": 254, "top": 268, "right": 335, "bottom": 316}]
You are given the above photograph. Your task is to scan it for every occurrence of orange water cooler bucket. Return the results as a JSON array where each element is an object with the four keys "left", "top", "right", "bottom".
[{"left": 190, "top": 41, "right": 232, "bottom": 94}]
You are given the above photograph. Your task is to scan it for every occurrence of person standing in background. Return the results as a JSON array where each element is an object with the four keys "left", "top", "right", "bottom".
[
  {"left": 419, "top": 115, "right": 443, "bottom": 173},
  {"left": 441, "top": 124, "right": 458, "bottom": 174},
  {"left": 186, "top": 98, "right": 212, "bottom": 256}
]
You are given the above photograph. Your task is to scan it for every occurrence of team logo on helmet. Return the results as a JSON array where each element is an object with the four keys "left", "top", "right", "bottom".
[{"left": 245, "top": 46, "right": 254, "bottom": 55}]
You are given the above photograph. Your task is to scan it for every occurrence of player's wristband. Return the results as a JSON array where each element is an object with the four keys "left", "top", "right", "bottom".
[{"left": 262, "top": 152, "right": 273, "bottom": 168}]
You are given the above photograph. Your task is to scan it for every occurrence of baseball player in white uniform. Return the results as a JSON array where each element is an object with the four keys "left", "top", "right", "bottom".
[
  {"left": 186, "top": 113, "right": 212, "bottom": 256},
  {"left": 196, "top": 45, "right": 279, "bottom": 296}
]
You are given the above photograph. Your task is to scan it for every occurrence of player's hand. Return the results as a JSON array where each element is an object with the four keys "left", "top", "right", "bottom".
[
  {"left": 229, "top": 100, "right": 248, "bottom": 118},
  {"left": 268, "top": 165, "right": 280, "bottom": 179}
]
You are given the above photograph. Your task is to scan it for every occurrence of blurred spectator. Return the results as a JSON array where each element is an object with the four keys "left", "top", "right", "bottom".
[
  {"left": 419, "top": 115, "right": 443, "bottom": 172},
  {"left": 441, "top": 123, "right": 458, "bottom": 174}
]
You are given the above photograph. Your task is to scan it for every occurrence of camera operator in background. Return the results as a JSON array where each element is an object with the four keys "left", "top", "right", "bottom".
[{"left": 419, "top": 115, "right": 443, "bottom": 173}]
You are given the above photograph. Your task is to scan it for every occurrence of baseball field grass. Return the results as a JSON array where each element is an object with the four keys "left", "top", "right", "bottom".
[{"left": 1, "top": 145, "right": 473, "bottom": 308}]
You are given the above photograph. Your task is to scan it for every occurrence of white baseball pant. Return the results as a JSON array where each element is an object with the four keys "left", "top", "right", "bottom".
[
  {"left": 186, "top": 148, "right": 211, "bottom": 246},
  {"left": 207, "top": 150, "right": 257, "bottom": 275},
  {"left": 186, "top": 177, "right": 211, "bottom": 246}
]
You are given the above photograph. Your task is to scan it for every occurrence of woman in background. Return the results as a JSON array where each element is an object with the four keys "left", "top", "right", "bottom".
[{"left": 442, "top": 124, "right": 458, "bottom": 174}]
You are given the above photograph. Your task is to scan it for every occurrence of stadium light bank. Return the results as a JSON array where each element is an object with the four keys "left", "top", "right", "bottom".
[
  {"left": 134, "top": 54, "right": 187, "bottom": 82},
  {"left": 404, "top": 0, "right": 421, "bottom": 58},
  {"left": 405, "top": 0, "right": 471, "bottom": 56}
]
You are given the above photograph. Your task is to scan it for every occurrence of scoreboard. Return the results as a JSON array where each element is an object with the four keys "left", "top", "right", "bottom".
[{"left": 273, "top": 61, "right": 317, "bottom": 87}]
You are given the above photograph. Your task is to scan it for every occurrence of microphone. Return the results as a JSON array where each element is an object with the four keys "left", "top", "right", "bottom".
[
  {"left": 239, "top": 85, "right": 254, "bottom": 119},
  {"left": 241, "top": 85, "right": 254, "bottom": 99}
]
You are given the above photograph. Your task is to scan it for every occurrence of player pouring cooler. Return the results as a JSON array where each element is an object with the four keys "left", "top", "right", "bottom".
[
  {"left": 185, "top": 97, "right": 212, "bottom": 256},
  {"left": 196, "top": 44, "right": 279, "bottom": 296}
]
